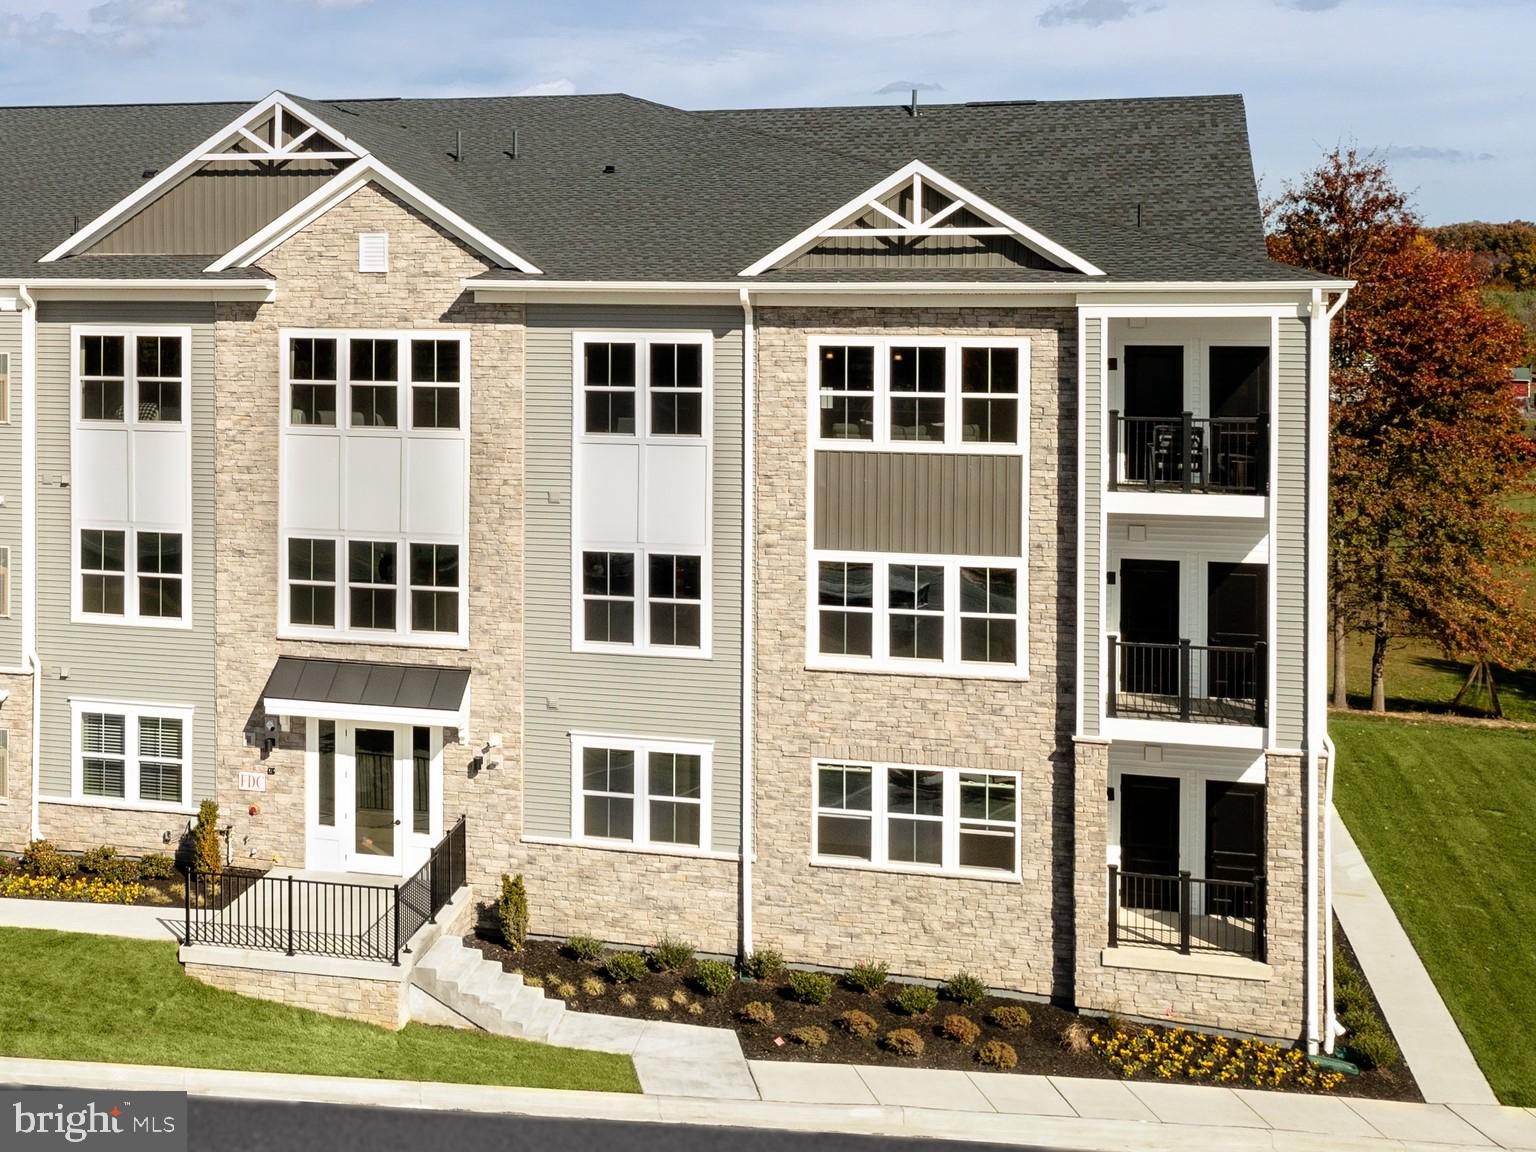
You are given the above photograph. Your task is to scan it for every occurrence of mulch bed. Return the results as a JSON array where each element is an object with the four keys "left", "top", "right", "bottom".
[
  {"left": 468, "top": 933, "right": 1419, "bottom": 1100},
  {"left": 1335, "top": 917, "right": 1422, "bottom": 1102}
]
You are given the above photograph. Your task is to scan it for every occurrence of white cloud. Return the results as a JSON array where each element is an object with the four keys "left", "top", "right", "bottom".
[
  {"left": 1384, "top": 145, "right": 1497, "bottom": 164},
  {"left": 1039, "top": 0, "right": 1155, "bottom": 27},
  {"left": 512, "top": 78, "right": 577, "bottom": 97},
  {"left": 89, "top": 0, "right": 197, "bottom": 26}
]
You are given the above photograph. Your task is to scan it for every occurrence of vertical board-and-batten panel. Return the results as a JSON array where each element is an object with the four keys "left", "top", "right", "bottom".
[
  {"left": 35, "top": 302, "right": 217, "bottom": 800},
  {"left": 524, "top": 305, "right": 744, "bottom": 852},
  {"left": 813, "top": 452, "right": 1023, "bottom": 556},
  {"left": 0, "top": 313, "right": 22, "bottom": 666},
  {"left": 1080, "top": 316, "right": 1103, "bottom": 736},
  {"left": 1273, "top": 317, "right": 1308, "bottom": 748}
]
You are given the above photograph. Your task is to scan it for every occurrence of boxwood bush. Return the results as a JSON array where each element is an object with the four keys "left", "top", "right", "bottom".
[{"left": 786, "top": 969, "right": 835, "bottom": 1005}]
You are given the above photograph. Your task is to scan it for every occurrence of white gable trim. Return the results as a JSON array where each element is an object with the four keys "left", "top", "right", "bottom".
[
  {"left": 738, "top": 159, "right": 1104, "bottom": 278},
  {"left": 39, "top": 92, "right": 370, "bottom": 263},
  {"left": 204, "top": 156, "right": 541, "bottom": 274}
]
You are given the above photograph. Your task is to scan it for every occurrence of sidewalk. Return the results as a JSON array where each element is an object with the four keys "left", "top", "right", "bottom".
[
  {"left": 1332, "top": 810, "right": 1498, "bottom": 1106},
  {"left": 3, "top": 1054, "right": 1536, "bottom": 1152},
  {"left": 0, "top": 896, "right": 182, "bottom": 941}
]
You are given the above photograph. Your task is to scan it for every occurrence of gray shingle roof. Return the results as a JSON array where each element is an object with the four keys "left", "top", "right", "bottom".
[
  {"left": 262, "top": 656, "right": 469, "bottom": 714},
  {"left": 0, "top": 91, "right": 1322, "bottom": 285}
]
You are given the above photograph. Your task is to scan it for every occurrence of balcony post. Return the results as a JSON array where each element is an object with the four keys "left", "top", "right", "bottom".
[
  {"left": 1108, "top": 409, "right": 1120, "bottom": 491},
  {"left": 392, "top": 883, "right": 402, "bottom": 966},
  {"left": 1178, "top": 639, "right": 1191, "bottom": 721},
  {"left": 1258, "top": 412, "right": 1270, "bottom": 495},
  {"left": 183, "top": 868, "right": 192, "bottom": 946},
  {"left": 1107, "top": 864, "right": 1119, "bottom": 947},
  {"left": 1254, "top": 875, "right": 1267, "bottom": 962},
  {"left": 285, "top": 873, "right": 296, "bottom": 957},
  {"left": 1178, "top": 870, "right": 1192, "bottom": 955},
  {"left": 1106, "top": 635, "right": 1118, "bottom": 718},
  {"left": 1181, "top": 411, "right": 1194, "bottom": 493},
  {"left": 1254, "top": 639, "right": 1268, "bottom": 727}
]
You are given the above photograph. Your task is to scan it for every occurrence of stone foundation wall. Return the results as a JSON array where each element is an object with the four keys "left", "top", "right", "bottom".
[
  {"left": 0, "top": 671, "right": 32, "bottom": 849},
  {"left": 183, "top": 961, "right": 407, "bottom": 1029},
  {"left": 37, "top": 801, "right": 189, "bottom": 857}
]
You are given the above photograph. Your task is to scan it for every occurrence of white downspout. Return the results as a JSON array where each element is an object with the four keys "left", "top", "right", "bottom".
[
  {"left": 738, "top": 287, "right": 755, "bottom": 959},
  {"left": 18, "top": 283, "right": 40, "bottom": 841},
  {"left": 1320, "top": 288, "right": 1348, "bottom": 1053}
]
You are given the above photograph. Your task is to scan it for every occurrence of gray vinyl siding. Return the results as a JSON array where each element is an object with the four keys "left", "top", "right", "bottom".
[
  {"left": 524, "top": 305, "right": 744, "bottom": 852},
  {"left": 814, "top": 451, "right": 1023, "bottom": 556},
  {"left": 87, "top": 167, "right": 337, "bottom": 256},
  {"left": 1108, "top": 743, "right": 1263, "bottom": 776},
  {"left": 1080, "top": 316, "right": 1103, "bottom": 736},
  {"left": 0, "top": 314, "right": 22, "bottom": 666},
  {"left": 1272, "top": 317, "right": 1308, "bottom": 748},
  {"left": 35, "top": 302, "right": 216, "bottom": 801}
]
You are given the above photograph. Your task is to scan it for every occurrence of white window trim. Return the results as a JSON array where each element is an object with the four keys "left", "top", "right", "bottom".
[
  {"left": 67, "top": 697, "right": 196, "bottom": 814},
  {"left": 810, "top": 759, "right": 1022, "bottom": 881},
  {"left": 806, "top": 551, "right": 1027, "bottom": 680},
  {"left": 807, "top": 335, "right": 1030, "bottom": 454},
  {"left": 277, "top": 329, "right": 471, "bottom": 649},
  {"left": 69, "top": 325, "right": 193, "bottom": 630},
  {"left": 569, "top": 731, "right": 714, "bottom": 855},
  {"left": 570, "top": 332, "right": 714, "bottom": 659}
]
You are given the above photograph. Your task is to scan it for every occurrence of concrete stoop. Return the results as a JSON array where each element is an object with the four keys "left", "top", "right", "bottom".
[{"left": 409, "top": 936, "right": 567, "bottom": 1041}]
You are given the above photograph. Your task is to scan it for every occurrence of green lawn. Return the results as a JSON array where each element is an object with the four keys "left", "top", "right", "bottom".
[
  {"left": 0, "top": 928, "right": 639, "bottom": 1093},
  {"left": 1332, "top": 713, "right": 1536, "bottom": 1105}
]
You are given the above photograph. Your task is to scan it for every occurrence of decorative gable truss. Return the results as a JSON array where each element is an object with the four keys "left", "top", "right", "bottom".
[
  {"left": 739, "top": 160, "right": 1103, "bottom": 277},
  {"left": 42, "top": 91, "right": 540, "bottom": 274}
]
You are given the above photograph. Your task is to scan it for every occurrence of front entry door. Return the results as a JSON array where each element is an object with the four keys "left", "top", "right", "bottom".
[
  {"left": 348, "top": 726, "right": 402, "bottom": 874},
  {"left": 1119, "top": 774, "right": 1181, "bottom": 911},
  {"left": 1120, "top": 559, "right": 1180, "bottom": 696},
  {"left": 1205, "top": 781, "right": 1264, "bottom": 917}
]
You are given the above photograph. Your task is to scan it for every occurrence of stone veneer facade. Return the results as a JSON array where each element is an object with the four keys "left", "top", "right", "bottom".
[
  {"left": 750, "top": 306, "right": 1079, "bottom": 998},
  {"left": 0, "top": 672, "right": 32, "bottom": 849}
]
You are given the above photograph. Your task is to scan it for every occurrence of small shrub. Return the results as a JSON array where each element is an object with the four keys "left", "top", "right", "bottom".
[
  {"left": 882, "top": 1028, "right": 925, "bottom": 1057},
  {"left": 564, "top": 934, "right": 605, "bottom": 962},
  {"left": 892, "top": 984, "right": 938, "bottom": 1017},
  {"left": 943, "top": 971, "right": 987, "bottom": 1006},
  {"left": 687, "top": 1002, "right": 705, "bottom": 1016},
  {"left": 942, "top": 1014, "right": 981, "bottom": 1044},
  {"left": 648, "top": 995, "right": 672, "bottom": 1013},
  {"left": 497, "top": 874, "right": 529, "bottom": 950},
  {"left": 989, "top": 1004, "right": 1033, "bottom": 1031},
  {"left": 786, "top": 969, "right": 835, "bottom": 1005},
  {"left": 136, "top": 853, "right": 176, "bottom": 881},
  {"left": 581, "top": 976, "right": 606, "bottom": 998},
  {"left": 1348, "top": 1023, "right": 1400, "bottom": 1071},
  {"left": 604, "top": 950, "right": 648, "bottom": 984},
  {"left": 1060, "top": 1019, "right": 1092, "bottom": 1054},
  {"left": 618, "top": 992, "right": 637, "bottom": 1008},
  {"left": 738, "top": 1000, "right": 776, "bottom": 1026},
  {"left": 692, "top": 958, "right": 737, "bottom": 997},
  {"left": 556, "top": 982, "right": 577, "bottom": 1000},
  {"left": 744, "top": 949, "right": 785, "bottom": 982},
  {"left": 139, "top": 886, "right": 172, "bottom": 906},
  {"left": 650, "top": 936, "right": 695, "bottom": 972},
  {"left": 193, "top": 800, "right": 223, "bottom": 878},
  {"left": 80, "top": 845, "right": 116, "bottom": 874},
  {"left": 977, "top": 1040, "right": 1018, "bottom": 1070},
  {"left": 837, "top": 1009, "right": 879, "bottom": 1038},
  {"left": 790, "top": 1026, "right": 829, "bottom": 1049},
  {"left": 21, "top": 840, "right": 76, "bottom": 879},
  {"left": 844, "top": 961, "right": 888, "bottom": 995}
]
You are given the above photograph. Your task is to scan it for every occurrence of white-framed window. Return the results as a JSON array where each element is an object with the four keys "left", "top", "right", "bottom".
[
  {"left": 572, "top": 332, "right": 713, "bottom": 658},
  {"left": 71, "top": 327, "right": 192, "bottom": 628},
  {"left": 808, "top": 552, "right": 1024, "bottom": 678},
  {"left": 280, "top": 330, "right": 469, "bottom": 647},
  {"left": 571, "top": 733, "right": 712, "bottom": 853},
  {"left": 69, "top": 700, "right": 194, "bottom": 811},
  {"left": 809, "top": 336, "right": 1028, "bottom": 451},
  {"left": 812, "top": 760, "right": 1020, "bottom": 877}
]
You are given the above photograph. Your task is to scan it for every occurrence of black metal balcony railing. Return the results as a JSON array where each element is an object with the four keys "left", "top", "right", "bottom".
[
  {"left": 1107, "top": 637, "right": 1267, "bottom": 727},
  {"left": 184, "top": 815, "right": 467, "bottom": 965},
  {"left": 1108, "top": 865, "right": 1266, "bottom": 961},
  {"left": 1109, "top": 411, "right": 1268, "bottom": 495}
]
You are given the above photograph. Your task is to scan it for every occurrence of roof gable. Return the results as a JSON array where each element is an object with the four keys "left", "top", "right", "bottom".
[{"left": 740, "top": 160, "right": 1104, "bottom": 278}]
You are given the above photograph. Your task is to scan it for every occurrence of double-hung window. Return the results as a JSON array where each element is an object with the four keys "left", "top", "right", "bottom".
[
  {"left": 809, "top": 337, "right": 1027, "bottom": 450},
  {"left": 72, "top": 702, "right": 193, "bottom": 810},
  {"left": 281, "top": 330, "right": 469, "bottom": 645},
  {"left": 573, "top": 734, "right": 711, "bottom": 852},
  {"left": 810, "top": 555, "right": 1024, "bottom": 677},
  {"left": 574, "top": 332, "right": 712, "bottom": 657},
  {"left": 813, "top": 760, "right": 1019, "bottom": 877}
]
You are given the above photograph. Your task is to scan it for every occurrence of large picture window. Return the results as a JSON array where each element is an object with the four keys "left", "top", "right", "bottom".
[
  {"left": 286, "top": 332, "right": 466, "bottom": 433},
  {"left": 72, "top": 702, "right": 194, "bottom": 811},
  {"left": 810, "top": 554, "right": 1024, "bottom": 677},
  {"left": 813, "top": 760, "right": 1019, "bottom": 877},
  {"left": 573, "top": 734, "right": 712, "bottom": 852},
  {"left": 809, "top": 337, "right": 1028, "bottom": 450}
]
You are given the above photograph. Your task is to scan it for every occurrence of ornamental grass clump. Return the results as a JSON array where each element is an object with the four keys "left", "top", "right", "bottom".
[
  {"left": 844, "top": 961, "right": 888, "bottom": 995},
  {"left": 892, "top": 983, "right": 938, "bottom": 1017},
  {"left": 786, "top": 970, "right": 835, "bottom": 1005},
  {"left": 1091, "top": 1025, "right": 1346, "bottom": 1091}
]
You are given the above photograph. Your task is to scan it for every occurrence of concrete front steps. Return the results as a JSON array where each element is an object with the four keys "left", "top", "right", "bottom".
[{"left": 410, "top": 936, "right": 567, "bottom": 1041}]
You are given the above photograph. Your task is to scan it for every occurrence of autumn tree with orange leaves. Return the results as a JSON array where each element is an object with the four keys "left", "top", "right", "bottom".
[{"left": 1267, "top": 149, "right": 1534, "bottom": 714}]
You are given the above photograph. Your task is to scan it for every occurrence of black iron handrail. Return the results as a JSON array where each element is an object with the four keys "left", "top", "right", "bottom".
[
  {"left": 1107, "top": 864, "right": 1266, "bottom": 961},
  {"left": 1106, "top": 636, "right": 1267, "bottom": 727},
  {"left": 184, "top": 815, "right": 468, "bottom": 965},
  {"left": 1108, "top": 411, "right": 1268, "bottom": 495}
]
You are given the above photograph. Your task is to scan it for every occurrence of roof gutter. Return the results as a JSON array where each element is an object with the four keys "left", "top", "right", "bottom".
[
  {"left": 0, "top": 279, "right": 277, "bottom": 303},
  {"left": 465, "top": 278, "right": 1355, "bottom": 299}
]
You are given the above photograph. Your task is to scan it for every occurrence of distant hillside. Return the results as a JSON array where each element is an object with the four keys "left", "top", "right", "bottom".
[{"left": 1431, "top": 221, "right": 1536, "bottom": 363}]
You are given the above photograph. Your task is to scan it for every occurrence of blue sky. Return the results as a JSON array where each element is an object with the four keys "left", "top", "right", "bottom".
[{"left": 1, "top": 0, "right": 1529, "bottom": 223}]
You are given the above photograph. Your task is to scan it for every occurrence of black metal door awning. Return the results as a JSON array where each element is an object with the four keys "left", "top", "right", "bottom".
[{"left": 261, "top": 656, "right": 470, "bottom": 729}]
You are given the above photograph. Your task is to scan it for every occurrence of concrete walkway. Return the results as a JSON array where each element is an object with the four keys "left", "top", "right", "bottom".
[
  {"left": 5, "top": 1055, "right": 1536, "bottom": 1152},
  {"left": 1332, "top": 811, "right": 1498, "bottom": 1106},
  {"left": 0, "top": 896, "right": 182, "bottom": 941}
]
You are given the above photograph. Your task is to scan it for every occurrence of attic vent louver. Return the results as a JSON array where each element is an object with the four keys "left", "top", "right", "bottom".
[{"left": 358, "top": 232, "right": 389, "bottom": 273}]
